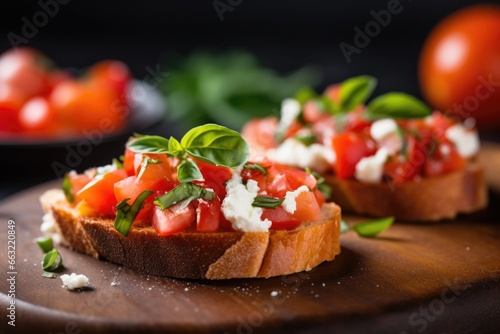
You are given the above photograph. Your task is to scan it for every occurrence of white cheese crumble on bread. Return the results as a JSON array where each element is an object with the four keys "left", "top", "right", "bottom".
[
  {"left": 355, "top": 148, "right": 389, "bottom": 183},
  {"left": 60, "top": 273, "right": 89, "bottom": 290},
  {"left": 221, "top": 173, "right": 271, "bottom": 232},
  {"left": 282, "top": 185, "right": 309, "bottom": 214},
  {"left": 445, "top": 124, "right": 480, "bottom": 158}
]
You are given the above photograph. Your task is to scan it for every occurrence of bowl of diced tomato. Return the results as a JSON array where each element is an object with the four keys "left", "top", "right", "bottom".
[{"left": 0, "top": 47, "right": 165, "bottom": 177}]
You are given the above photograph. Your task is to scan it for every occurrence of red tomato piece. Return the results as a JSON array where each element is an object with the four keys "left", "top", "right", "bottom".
[
  {"left": 196, "top": 196, "right": 221, "bottom": 232},
  {"left": 332, "top": 132, "right": 376, "bottom": 179},
  {"left": 267, "top": 164, "right": 317, "bottom": 198},
  {"left": 152, "top": 203, "right": 195, "bottom": 236},
  {"left": 77, "top": 169, "right": 127, "bottom": 216},
  {"left": 67, "top": 171, "right": 93, "bottom": 202},
  {"left": 88, "top": 60, "right": 131, "bottom": 98},
  {"left": 261, "top": 207, "right": 300, "bottom": 230},
  {"left": 241, "top": 117, "right": 278, "bottom": 158},
  {"left": 291, "top": 191, "right": 323, "bottom": 222},
  {"left": 194, "top": 160, "right": 233, "bottom": 198}
]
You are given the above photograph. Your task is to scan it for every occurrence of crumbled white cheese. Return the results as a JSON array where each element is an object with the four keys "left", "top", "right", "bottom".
[
  {"left": 266, "top": 138, "right": 334, "bottom": 173},
  {"left": 354, "top": 148, "right": 389, "bottom": 183},
  {"left": 40, "top": 212, "right": 66, "bottom": 245},
  {"left": 280, "top": 98, "right": 301, "bottom": 126},
  {"left": 282, "top": 185, "right": 309, "bottom": 214},
  {"left": 221, "top": 173, "right": 271, "bottom": 232},
  {"left": 445, "top": 124, "right": 480, "bottom": 158},
  {"left": 96, "top": 163, "right": 116, "bottom": 176},
  {"left": 370, "top": 118, "right": 398, "bottom": 141},
  {"left": 60, "top": 273, "right": 89, "bottom": 290},
  {"left": 370, "top": 118, "right": 402, "bottom": 154}
]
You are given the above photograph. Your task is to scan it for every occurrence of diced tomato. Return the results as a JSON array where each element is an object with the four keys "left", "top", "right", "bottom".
[
  {"left": 313, "top": 188, "right": 326, "bottom": 207},
  {"left": 196, "top": 196, "right": 221, "bottom": 232},
  {"left": 332, "top": 132, "right": 376, "bottom": 179},
  {"left": 152, "top": 203, "right": 195, "bottom": 236},
  {"left": 303, "top": 100, "right": 324, "bottom": 123},
  {"left": 291, "top": 191, "right": 323, "bottom": 222},
  {"left": 323, "top": 84, "right": 340, "bottom": 103},
  {"left": 136, "top": 153, "right": 177, "bottom": 184},
  {"left": 67, "top": 171, "right": 93, "bottom": 202},
  {"left": 241, "top": 117, "right": 278, "bottom": 158},
  {"left": 262, "top": 207, "right": 301, "bottom": 230},
  {"left": 77, "top": 169, "right": 127, "bottom": 216},
  {"left": 88, "top": 60, "right": 130, "bottom": 98},
  {"left": 194, "top": 160, "right": 232, "bottom": 198},
  {"left": 343, "top": 109, "right": 371, "bottom": 133},
  {"left": 123, "top": 147, "right": 136, "bottom": 176},
  {"left": 266, "top": 164, "right": 317, "bottom": 198},
  {"left": 430, "top": 111, "right": 455, "bottom": 138},
  {"left": 424, "top": 143, "right": 466, "bottom": 177}
]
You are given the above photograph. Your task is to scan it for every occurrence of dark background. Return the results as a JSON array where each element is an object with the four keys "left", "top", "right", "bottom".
[{"left": 0, "top": 0, "right": 498, "bottom": 198}]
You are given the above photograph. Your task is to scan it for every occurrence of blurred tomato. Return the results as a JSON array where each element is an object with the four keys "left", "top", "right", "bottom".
[
  {"left": 88, "top": 60, "right": 130, "bottom": 98},
  {"left": 18, "top": 97, "right": 56, "bottom": 136},
  {"left": 0, "top": 47, "right": 51, "bottom": 99},
  {"left": 419, "top": 5, "right": 500, "bottom": 128},
  {"left": 50, "top": 80, "right": 126, "bottom": 133},
  {"left": 0, "top": 83, "right": 30, "bottom": 133}
]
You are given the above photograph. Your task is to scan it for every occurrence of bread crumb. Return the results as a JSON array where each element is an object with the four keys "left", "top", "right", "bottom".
[{"left": 270, "top": 291, "right": 279, "bottom": 297}]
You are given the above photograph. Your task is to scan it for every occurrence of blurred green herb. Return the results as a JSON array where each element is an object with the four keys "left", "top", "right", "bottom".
[{"left": 161, "top": 51, "right": 320, "bottom": 132}]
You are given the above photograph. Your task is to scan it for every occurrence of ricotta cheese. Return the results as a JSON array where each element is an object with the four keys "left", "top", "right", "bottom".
[
  {"left": 445, "top": 124, "right": 480, "bottom": 158},
  {"left": 41, "top": 212, "right": 66, "bottom": 245},
  {"left": 354, "top": 148, "right": 389, "bottom": 183},
  {"left": 266, "top": 138, "right": 334, "bottom": 173},
  {"left": 282, "top": 185, "right": 309, "bottom": 214},
  {"left": 60, "top": 273, "right": 89, "bottom": 290},
  {"left": 221, "top": 172, "right": 271, "bottom": 232}
]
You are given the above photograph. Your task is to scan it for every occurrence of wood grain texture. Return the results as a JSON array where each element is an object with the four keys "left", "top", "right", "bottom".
[{"left": 1, "top": 143, "right": 500, "bottom": 333}]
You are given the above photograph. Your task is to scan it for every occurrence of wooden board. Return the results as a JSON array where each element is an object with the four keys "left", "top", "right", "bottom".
[{"left": 1, "top": 144, "right": 500, "bottom": 334}]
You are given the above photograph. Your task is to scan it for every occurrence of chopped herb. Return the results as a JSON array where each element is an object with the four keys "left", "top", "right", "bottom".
[
  {"left": 294, "top": 87, "right": 318, "bottom": 105},
  {"left": 35, "top": 236, "right": 53, "bottom": 253},
  {"left": 252, "top": 196, "right": 285, "bottom": 208},
  {"left": 338, "top": 75, "right": 377, "bottom": 112},
  {"left": 112, "top": 158, "right": 123, "bottom": 169},
  {"left": 154, "top": 183, "right": 214, "bottom": 211},
  {"left": 61, "top": 173, "right": 74, "bottom": 203},
  {"left": 352, "top": 217, "right": 395, "bottom": 238},
  {"left": 42, "top": 272, "right": 58, "bottom": 279},
  {"left": 306, "top": 167, "right": 332, "bottom": 198},
  {"left": 41, "top": 249, "right": 64, "bottom": 272},
  {"left": 294, "top": 134, "right": 317, "bottom": 146},
  {"left": 115, "top": 190, "right": 154, "bottom": 236},
  {"left": 243, "top": 163, "right": 268, "bottom": 176}
]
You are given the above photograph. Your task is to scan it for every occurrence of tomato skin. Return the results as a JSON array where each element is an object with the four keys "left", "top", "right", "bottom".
[
  {"left": 67, "top": 171, "right": 93, "bottom": 202},
  {"left": 241, "top": 117, "right": 278, "bottom": 157},
  {"left": 262, "top": 207, "right": 300, "bottom": 230},
  {"left": 136, "top": 153, "right": 177, "bottom": 184},
  {"left": 266, "top": 164, "right": 317, "bottom": 198},
  {"left": 194, "top": 160, "right": 233, "bottom": 198},
  {"left": 332, "top": 132, "right": 376, "bottom": 179},
  {"left": 291, "top": 191, "right": 323, "bottom": 222},
  {"left": 419, "top": 5, "right": 500, "bottom": 128},
  {"left": 152, "top": 203, "right": 195, "bottom": 236},
  {"left": 88, "top": 60, "right": 130, "bottom": 98},
  {"left": 424, "top": 143, "right": 466, "bottom": 177},
  {"left": 18, "top": 97, "right": 57, "bottom": 136},
  {"left": 123, "top": 147, "right": 136, "bottom": 176},
  {"left": 196, "top": 196, "right": 221, "bottom": 232},
  {"left": 77, "top": 169, "right": 127, "bottom": 216}
]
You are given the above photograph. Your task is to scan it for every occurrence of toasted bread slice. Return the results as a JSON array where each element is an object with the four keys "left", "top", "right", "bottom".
[
  {"left": 324, "top": 159, "right": 487, "bottom": 221},
  {"left": 40, "top": 189, "right": 341, "bottom": 279}
]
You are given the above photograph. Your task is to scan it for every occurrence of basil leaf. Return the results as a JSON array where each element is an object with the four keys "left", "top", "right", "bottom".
[
  {"left": 115, "top": 190, "right": 154, "bottom": 236},
  {"left": 181, "top": 124, "right": 249, "bottom": 168},
  {"left": 168, "top": 136, "right": 185, "bottom": 157},
  {"left": 252, "top": 196, "right": 284, "bottom": 208},
  {"left": 42, "top": 272, "right": 58, "bottom": 279},
  {"left": 177, "top": 160, "right": 203, "bottom": 183},
  {"left": 42, "top": 249, "right": 63, "bottom": 272},
  {"left": 35, "top": 236, "right": 53, "bottom": 253},
  {"left": 340, "top": 220, "right": 350, "bottom": 234},
  {"left": 317, "top": 96, "right": 340, "bottom": 115},
  {"left": 306, "top": 167, "right": 332, "bottom": 198},
  {"left": 353, "top": 216, "right": 394, "bottom": 238},
  {"left": 62, "top": 173, "right": 74, "bottom": 203},
  {"left": 243, "top": 163, "right": 267, "bottom": 176},
  {"left": 339, "top": 75, "right": 377, "bottom": 111},
  {"left": 294, "top": 87, "right": 317, "bottom": 105},
  {"left": 294, "top": 134, "right": 317, "bottom": 146},
  {"left": 154, "top": 183, "right": 214, "bottom": 210},
  {"left": 367, "top": 92, "right": 431, "bottom": 119},
  {"left": 113, "top": 158, "right": 124, "bottom": 169},
  {"left": 127, "top": 135, "right": 170, "bottom": 153}
]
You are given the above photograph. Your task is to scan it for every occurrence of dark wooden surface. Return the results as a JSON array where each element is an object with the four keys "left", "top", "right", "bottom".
[{"left": 1, "top": 145, "right": 500, "bottom": 334}]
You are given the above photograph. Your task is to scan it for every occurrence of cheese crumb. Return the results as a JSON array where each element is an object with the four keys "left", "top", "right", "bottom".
[
  {"left": 354, "top": 148, "right": 389, "bottom": 183},
  {"left": 41, "top": 213, "right": 66, "bottom": 245},
  {"left": 282, "top": 185, "right": 309, "bottom": 214},
  {"left": 60, "top": 273, "right": 89, "bottom": 290},
  {"left": 266, "top": 138, "right": 334, "bottom": 173},
  {"left": 445, "top": 124, "right": 480, "bottom": 158},
  {"left": 270, "top": 291, "right": 279, "bottom": 297},
  {"left": 221, "top": 172, "right": 271, "bottom": 232},
  {"left": 370, "top": 118, "right": 402, "bottom": 154}
]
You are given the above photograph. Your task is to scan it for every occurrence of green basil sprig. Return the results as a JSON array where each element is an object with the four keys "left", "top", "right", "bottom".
[
  {"left": 35, "top": 236, "right": 54, "bottom": 253},
  {"left": 154, "top": 183, "right": 214, "bottom": 211},
  {"left": 339, "top": 75, "right": 377, "bottom": 112},
  {"left": 115, "top": 190, "right": 154, "bottom": 236},
  {"left": 127, "top": 124, "right": 249, "bottom": 183},
  {"left": 252, "top": 196, "right": 284, "bottom": 208},
  {"left": 294, "top": 87, "right": 318, "bottom": 105},
  {"left": 62, "top": 173, "right": 74, "bottom": 203},
  {"left": 352, "top": 217, "right": 394, "bottom": 238},
  {"left": 367, "top": 92, "right": 431, "bottom": 119}
]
